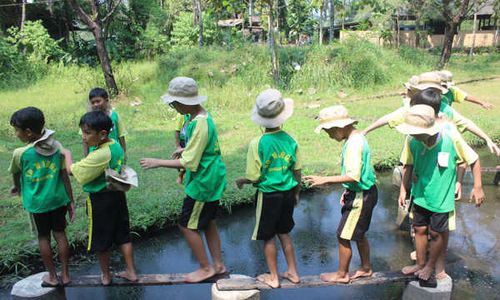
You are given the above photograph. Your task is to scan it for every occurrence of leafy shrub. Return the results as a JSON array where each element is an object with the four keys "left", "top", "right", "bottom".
[
  {"left": 170, "top": 12, "right": 220, "bottom": 48},
  {"left": 0, "top": 37, "right": 33, "bottom": 89}
]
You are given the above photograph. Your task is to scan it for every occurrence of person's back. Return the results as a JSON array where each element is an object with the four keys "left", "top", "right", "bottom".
[{"left": 340, "top": 133, "right": 376, "bottom": 193}]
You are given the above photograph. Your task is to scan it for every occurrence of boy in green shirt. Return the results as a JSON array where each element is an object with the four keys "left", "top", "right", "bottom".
[
  {"left": 396, "top": 95, "right": 485, "bottom": 283},
  {"left": 140, "top": 77, "right": 227, "bottom": 283},
  {"left": 235, "top": 89, "right": 301, "bottom": 288},
  {"left": 9, "top": 107, "right": 74, "bottom": 286},
  {"left": 436, "top": 70, "right": 493, "bottom": 109},
  {"left": 304, "top": 105, "right": 378, "bottom": 283},
  {"left": 63, "top": 111, "right": 137, "bottom": 285}
]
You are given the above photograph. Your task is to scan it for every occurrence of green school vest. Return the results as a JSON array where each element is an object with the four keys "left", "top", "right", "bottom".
[
  {"left": 254, "top": 131, "right": 300, "bottom": 193},
  {"left": 14, "top": 146, "right": 70, "bottom": 213},
  {"left": 409, "top": 129, "right": 459, "bottom": 213},
  {"left": 183, "top": 113, "right": 227, "bottom": 202},
  {"left": 84, "top": 141, "right": 124, "bottom": 193},
  {"left": 340, "top": 135, "right": 376, "bottom": 192}
]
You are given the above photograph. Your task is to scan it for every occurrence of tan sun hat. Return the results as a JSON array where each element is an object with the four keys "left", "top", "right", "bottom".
[
  {"left": 403, "top": 75, "right": 420, "bottom": 90},
  {"left": 395, "top": 104, "right": 440, "bottom": 136},
  {"left": 435, "top": 70, "right": 454, "bottom": 88},
  {"left": 251, "top": 89, "right": 294, "bottom": 128},
  {"left": 314, "top": 105, "right": 357, "bottom": 134},
  {"left": 161, "top": 77, "right": 207, "bottom": 105},
  {"left": 33, "top": 129, "right": 62, "bottom": 156},
  {"left": 411, "top": 72, "right": 448, "bottom": 93}
]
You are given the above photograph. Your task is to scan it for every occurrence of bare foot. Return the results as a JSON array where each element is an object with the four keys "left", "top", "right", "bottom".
[
  {"left": 417, "top": 266, "right": 433, "bottom": 281},
  {"left": 319, "top": 272, "right": 350, "bottom": 283},
  {"left": 58, "top": 272, "right": 71, "bottom": 286},
  {"left": 116, "top": 271, "right": 139, "bottom": 282},
  {"left": 184, "top": 266, "right": 216, "bottom": 283},
  {"left": 436, "top": 271, "right": 449, "bottom": 281},
  {"left": 101, "top": 273, "right": 112, "bottom": 286},
  {"left": 402, "top": 264, "right": 422, "bottom": 275},
  {"left": 280, "top": 271, "right": 300, "bottom": 284},
  {"left": 351, "top": 269, "right": 373, "bottom": 280},
  {"left": 214, "top": 264, "right": 227, "bottom": 275},
  {"left": 256, "top": 273, "right": 280, "bottom": 288},
  {"left": 42, "top": 274, "right": 59, "bottom": 287}
]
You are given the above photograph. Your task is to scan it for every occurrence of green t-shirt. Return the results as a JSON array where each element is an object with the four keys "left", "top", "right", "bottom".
[
  {"left": 8, "top": 143, "right": 70, "bottom": 213},
  {"left": 400, "top": 127, "right": 478, "bottom": 213},
  {"left": 340, "top": 133, "right": 376, "bottom": 192},
  {"left": 245, "top": 130, "right": 302, "bottom": 193},
  {"left": 72, "top": 140, "right": 124, "bottom": 193},
  {"left": 179, "top": 113, "right": 226, "bottom": 202}
]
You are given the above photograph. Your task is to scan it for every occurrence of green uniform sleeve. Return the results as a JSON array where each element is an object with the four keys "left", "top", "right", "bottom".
[
  {"left": 343, "top": 136, "right": 364, "bottom": 182},
  {"left": 245, "top": 137, "right": 262, "bottom": 181},
  {"left": 115, "top": 111, "right": 127, "bottom": 137},
  {"left": 449, "top": 130, "right": 479, "bottom": 165},
  {"left": 71, "top": 147, "right": 111, "bottom": 185},
  {"left": 175, "top": 114, "right": 185, "bottom": 132},
  {"left": 451, "top": 86, "right": 467, "bottom": 103},
  {"left": 180, "top": 117, "right": 208, "bottom": 172},
  {"left": 400, "top": 136, "right": 413, "bottom": 165},
  {"left": 8, "top": 147, "right": 26, "bottom": 174}
]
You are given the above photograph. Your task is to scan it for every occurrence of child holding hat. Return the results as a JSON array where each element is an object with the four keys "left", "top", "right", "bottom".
[
  {"left": 140, "top": 77, "right": 227, "bottom": 283},
  {"left": 235, "top": 89, "right": 301, "bottom": 288},
  {"left": 304, "top": 105, "right": 377, "bottom": 283}
]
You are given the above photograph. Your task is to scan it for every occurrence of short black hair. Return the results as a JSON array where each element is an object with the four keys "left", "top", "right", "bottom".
[
  {"left": 410, "top": 88, "right": 442, "bottom": 115},
  {"left": 79, "top": 111, "right": 113, "bottom": 133},
  {"left": 10, "top": 107, "right": 45, "bottom": 134},
  {"left": 89, "top": 87, "right": 109, "bottom": 100}
]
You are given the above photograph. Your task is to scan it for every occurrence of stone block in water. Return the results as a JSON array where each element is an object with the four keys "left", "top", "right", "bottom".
[{"left": 402, "top": 274, "right": 452, "bottom": 300}]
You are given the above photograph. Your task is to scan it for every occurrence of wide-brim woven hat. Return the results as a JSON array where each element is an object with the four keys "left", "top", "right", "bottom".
[
  {"left": 435, "top": 70, "right": 454, "bottom": 88},
  {"left": 33, "top": 129, "right": 61, "bottom": 156},
  {"left": 161, "top": 77, "right": 207, "bottom": 105},
  {"left": 314, "top": 105, "right": 357, "bottom": 134},
  {"left": 410, "top": 72, "right": 448, "bottom": 93},
  {"left": 251, "top": 89, "right": 294, "bottom": 128},
  {"left": 396, "top": 104, "right": 440, "bottom": 136}
]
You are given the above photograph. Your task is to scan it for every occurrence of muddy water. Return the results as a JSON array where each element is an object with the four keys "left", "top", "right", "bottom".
[{"left": 4, "top": 151, "right": 499, "bottom": 300}]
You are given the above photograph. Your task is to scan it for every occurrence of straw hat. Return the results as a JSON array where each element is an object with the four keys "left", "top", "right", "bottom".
[
  {"left": 435, "top": 70, "right": 454, "bottom": 88},
  {"left": 33, "top": 129, "right": 62, "bottom": 156},
  {"left": 395, "top": 104, "right": 440, "bottom": 136},
  {"left": 314, "top": 105, "right": 357, "bottom": 134},
  {"left": 403, "top": 75, "right": 420, "bottom": 90},
  {"left": 251, "top": 89, "right": 294, "bottom": 128},
  {"left": 161, "top": 77, "right": 207, "bottom": 105},
  {"left": 411, "top": 72, "right": 448, "bottom": 93}
]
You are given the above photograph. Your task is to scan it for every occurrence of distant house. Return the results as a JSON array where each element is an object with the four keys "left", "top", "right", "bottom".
[{"left": 217, "top": 16, "right": 263, "bottom": 42}]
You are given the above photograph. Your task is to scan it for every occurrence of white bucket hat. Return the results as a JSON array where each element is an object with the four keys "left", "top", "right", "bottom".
[
  {"left": 314, "top": 105, "right": 357, "bottom": 134},
  {"left": 411, "top": 72, "right": 448, "bottom": 93},
  {"left": 396, "top": 104, "right": 440, "bottom": 136},
  {"left": 251, "top": 89, "right": 294, "bottom": 128},
  {"left": 161, "top": 77, "right": 207, "bottom": 105},
  {"left": 33, "top": 129, "right": 61, "bottom": 156}
]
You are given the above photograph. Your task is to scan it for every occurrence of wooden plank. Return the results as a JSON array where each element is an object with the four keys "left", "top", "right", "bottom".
[
  {"left": 43, "top": 272, "right": 229, "bottom": 288},
  {"left": 216, "top": 271, "right": 414, "bottom": 291}
]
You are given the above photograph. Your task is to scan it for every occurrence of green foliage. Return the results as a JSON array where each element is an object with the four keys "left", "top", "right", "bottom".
[
  {"left": 287, "top": 0, "right": 317, "bottom": 42},
  {"left": 398, "top": 45, "right": 434, "bottom": 67},
  {"left": 170, "top": 12, "right": 221, "bottom": 48},
  {"left": 0, "top": 37, "right": 33, "bottom": 89},
  {"left": 139, "top": 21, "right": 170, "bottom": 59}
]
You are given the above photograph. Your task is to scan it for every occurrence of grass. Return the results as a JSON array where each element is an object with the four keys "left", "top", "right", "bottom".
[{"left": 0, "top": 43, "right": 499, "bottom": 278}]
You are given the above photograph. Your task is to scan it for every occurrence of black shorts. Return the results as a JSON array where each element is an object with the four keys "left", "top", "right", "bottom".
[
  {"left": 87, "top": 191, "right": 131, "bottom": 252},
  {"left": 337, "top": 185, "right": 378, "bottom": 241},
  {"left": 178, "top": 196, "right": 219, "bottom": 230},
  {"left": 32, "top": 205, "right": 67, "bottom": 237},
  {"left": 412, "top": 204, "right": 453, "bottom": 233},
  {"left": 252, "top": 190, "right": 295, "bottom": 241}
]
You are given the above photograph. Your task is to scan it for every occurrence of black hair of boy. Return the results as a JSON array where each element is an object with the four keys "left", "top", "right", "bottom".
[
  {"left": 79, "top": 111, "right": 113, "bottom": 133},
  {"left": 89, "top": 87, "right": 109, "bottom": 100},
  {"left": 410, "top": 89, "right": 441, "bottom": 115},
  {"left": 10, "top": 107, "right": 45, "bottom": 134}
]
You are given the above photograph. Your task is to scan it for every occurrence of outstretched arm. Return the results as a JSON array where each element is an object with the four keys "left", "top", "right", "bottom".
[
  {"left": 469, "top": 159, "right": 485, "bottom": 207},
  {"left": 398, "top": 165, "right": 413, "bottom": 208},
  {"left": 303, "top": 174, "right": 355, "bottom": 187},
  {"left": 465, "top": 95, "right": 493, "bottom": 110},
  {"left": 140, "top": 158, "right": 183, "bottom": 169}
]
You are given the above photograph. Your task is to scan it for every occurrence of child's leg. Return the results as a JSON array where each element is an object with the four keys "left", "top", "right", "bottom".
[
  {"left": 435, "top": 230, "right": 450, "bottom": 280},
  {"left": 320, "top": 237, "right": 351, "bottom": 283},
  {"left": 52, "top": 231, "right": 71, "bottom": 284},
  {"left": 351, "top": 234, "right": 373, "bottom": 279},
  {"left": 178, "top": 225, "right": 215, "bottom": 282},
  {"left": 277, "top": 233, "right": 300, "bottom": 283},
  {"left": 116, "top": 242, "right": 138, "bottom": 281},
  {"left": 418, "top": 230, "right": 448, "bottom": 280},
  {"left": 97, "top": 250, "right": 112, "bottom": 285},
  {"left": 402, "top": 225, "right": 428, "bottom": 275},
  {"left": 38, "top": 235, "right": 59, "bottom": 285},
  {"left": 204, "top": 220, "right": 226, "bottom": 274},
  {"left": 257, "top": 238, "right": 280, "bottom": 288}
]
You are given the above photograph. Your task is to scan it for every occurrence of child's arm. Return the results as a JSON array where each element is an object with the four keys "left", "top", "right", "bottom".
[
  {"left": 174, "top": 130, "right": 182, "bottom": 150},
  {"left": 119, "top": 136, "right": 127, "bottom": 154},
  {"left": 61, "top": 169, "right": 75, "bottom": 222},
  {"left": 465, "top": 95, "right": 493, "bottom": 110},
  {"left": 469, "top": 158, "right": 485, "bottom": 207},
  {"left": 455, "top": 163, "right": 467, "bottom": 200},
  {"left": 235, "top": 177, "right": 255, "bottom": 189},
  {"left": 60, "top": 149, "right": 74, "bottom": 175},
  {"left": 398, "top": 165, "right": 413, "bottom": 208},
  {"left": 82, "top": 141, "right": 89, "bottom": 157},
  {"left": 140, "top": 158, "right": 183, "bottom": 169},
  {"left": 293, "top": 169, "right": 301, "bottom": 205},
  {"left": 362, "top": 108, "right": 405, "bottom": 135},
  {"left": 10, "top": 173, "right": 21, "bottom": 196},
  {"left": 463, "top": 122, "right": 499, "bottom": 156},
  {"left": 303, "top": 174, "right": 356, "bottom": 187}
]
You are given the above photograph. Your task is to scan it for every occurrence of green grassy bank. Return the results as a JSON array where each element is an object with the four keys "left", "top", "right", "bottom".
[{"left": 1, "top": 42, "right": 499, "bottom": 279}]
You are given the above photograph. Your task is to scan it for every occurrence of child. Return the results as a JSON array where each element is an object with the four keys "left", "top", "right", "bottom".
[
  {"left": 436, "top": 70, "right": 493, "bottom": 109},
  {"left": 140, "top": 77, "right": 226, "bottom": 283},
  {"left": 235, "top": 89, "right": 301, "bottom": 288},
  {"left": 304, "top": 105, "right": 377, "bottom": 283},
  {"left": 83, "top": 88, "right": 127, "bottom": 157},
  {"left": 64, "top": 111, "right": 137, "bottom": 285},
  {"left": 396, "top": 100, "right": 485, "bottom": 282},
  {"left": 8, "top": 107, "right": 75, "bottom": 286}
]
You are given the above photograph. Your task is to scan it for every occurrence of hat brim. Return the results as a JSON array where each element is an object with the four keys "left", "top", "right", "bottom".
[
  {"left": 161, "top": 94, "right": 207, "bottom": 105},
  {"left": 251, "top": 98, "right": 294, "bottom": 128},
  {"left": 33, "top": 129, "right": 60, "bottom": 156},
  {"left": 395, "top": 122, "right": 440, "bottom": 136},
  {"left": 107, "top": 166, "right": 138, "bottom": 187},
  {"left": 412, "top": 83, "right": 448, "bottom": 94},
  {"left": 314, "top": 118, "right": 358, "bottom": 134}
]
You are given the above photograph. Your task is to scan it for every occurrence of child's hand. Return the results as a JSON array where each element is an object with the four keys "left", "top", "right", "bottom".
[
  {"left": 10, "top": 186, "right": 19, "bottom": 196},
  {"left": 171, "top": 147, "right": 184, "bottom": 159},
  {"left": 470, "top": 186, "right": 485, "bottom": 207},
  {"left": 235, "top": 177, "right": 248, "bottom": 189},
  {"left": 303, "top": 175, "right": 327, "bottom": 187},
  {"left": 455, "top": 182, "right": 462, "bottom": 200},
  {"left": 486, "top": 141, "right": 500, "bottom": 156},
  {"left": 398, "top": 192, "right": 406, "bottom": 209},
  {"left": 176, "top": 170, "right": 185, "bottom": 185},
  {"left": 481, "top": 102, "right": 493, "bottom": 110},
  {"left": 339, "top": 190, "right": 347, "bottom": 206},
  {"left": 140, "top": 158, "right": 161, "bottom": 169},
  {"left": 67, "top": 202, "right": 75, "bottom": 223}
]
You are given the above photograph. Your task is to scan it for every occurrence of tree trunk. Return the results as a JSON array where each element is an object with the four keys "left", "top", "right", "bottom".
[
  {"left": 249, "top": 0, "right": 253, "bottom": 34},
  {"left": 268, "top": 1, "right": 280, "bottom": 84},
  {"left": 414, "top": 13, "right": 421, "bottom": 48},
  {"left": 396, "top": 8, "right": 400, "bottom": 48},
  {"left": 438, "top": 22, "right": 457, "bottom": 68},
  {"left": 20, "top": 0, "right": 26, "bottom": 30},
  {"left": 328, "top": 0, "right": 334, "bottom": 42},
  {"left": 469, "top": 0, "right": 478, "bottom": 56},
  {"left": 193, "top": 0, "right": 203, "bottom": 47},
  {"left": 319, "top": 3, "right": 324, "bottom": 45},
  {"left": 93, "top": 26, "right": 119, "bottom": 95}
]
